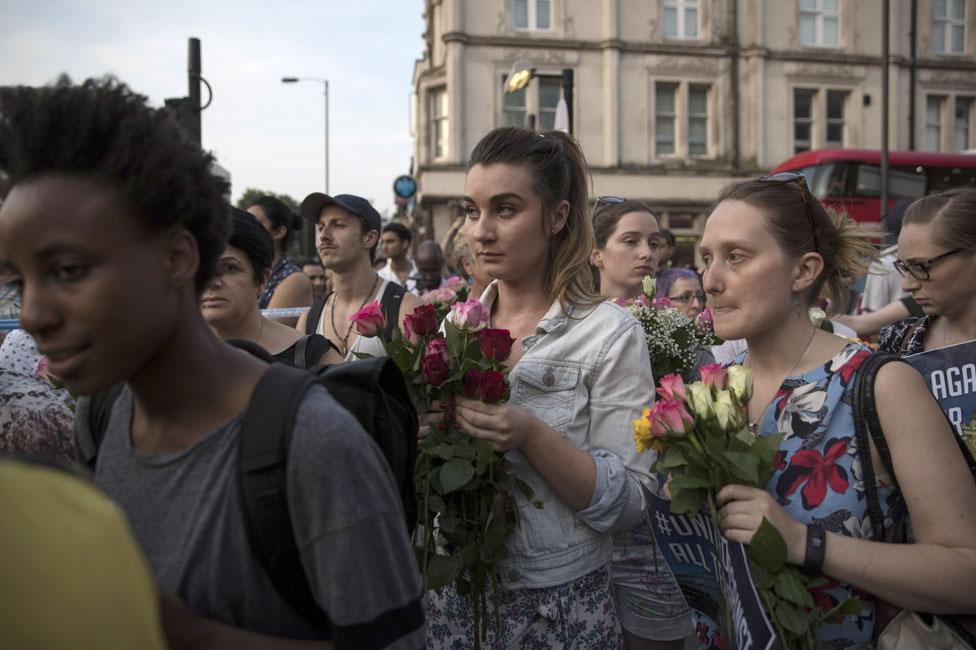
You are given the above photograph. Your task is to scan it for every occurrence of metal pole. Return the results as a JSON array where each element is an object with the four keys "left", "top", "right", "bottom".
[
  {"left": 909, "top": 0, "right": 918, "bottom": 149},
  {"left": 324, "top": 80, "right": 330, "bottom": 195},
  {"left": 881, "top": 0, "right": 890, "bottom": 218},
  {"left": 188, "top": 38, "right": 202, "bottom": 145}
]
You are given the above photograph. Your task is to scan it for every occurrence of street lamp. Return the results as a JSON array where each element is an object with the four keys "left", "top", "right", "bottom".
[{"left": 281, "top": 76, "right": 329, "bottom": 195}]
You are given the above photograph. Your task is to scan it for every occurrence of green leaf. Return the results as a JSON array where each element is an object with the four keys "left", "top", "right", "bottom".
[
  {"left": 838, "top": 597, "right": 863, "bottom": 616},
  {"left": 775, "top": 600, "right": 810, "bottom": 635},
  {"left": 725, "top": 451, "right": 760, "bottom": 485},
  {"left": 747, "top": 516, "right": 788, "bottom": 574},
  {"left": 774, "top": 570, "right": 814, "bottom": 608},
  {"left": 440, "top": 459, "right": 475, "bottom": 493},
  {"left": 748, "top": 560, "right": 776, "bottom": 590},
  {"left": 659, "top": 445, "right": 688, "bottom": 470},
  {"left": 667, "top": 474, "right": 714, "bottom": 490},
  {"left": 669, "top": 487, "right": 706, "bottom": 514},
  {"left": 424, "top": 554, "right": 462, "bottom": 590}
]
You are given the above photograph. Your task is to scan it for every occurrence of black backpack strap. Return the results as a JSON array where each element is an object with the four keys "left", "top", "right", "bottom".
[
  {"left": 293, "top": 335, "right": 310, "bottom": 368},
  {"left": 305, "top": 294, "right": 330, "bottom": 336},
  {"left": 237, "top": 363, "right": 328, "bottom": 629},
  {"left": 379, "top": 282, "right": 407, "bottom": 341}
]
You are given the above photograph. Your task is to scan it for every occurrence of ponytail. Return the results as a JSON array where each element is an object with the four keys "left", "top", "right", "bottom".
[
  {"left": 248, "top": 195, "right": 302, "bottom": 253},
  {"left": 468, "top": 127, "right": 597, "bottom": 310}
]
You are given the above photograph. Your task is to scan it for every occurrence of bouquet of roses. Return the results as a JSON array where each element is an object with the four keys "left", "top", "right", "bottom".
[
  {"left": 420, "top": 275, "right": 469, "bottom": 321},
  {"left": 618, "top": 276, "right": 721, "bottom": 383},
  {"left": 634, "top": 365, "right": 861, "bottom": 649},
  {"left": 351, "top": 298, "right": 533, "bottom": 646}
]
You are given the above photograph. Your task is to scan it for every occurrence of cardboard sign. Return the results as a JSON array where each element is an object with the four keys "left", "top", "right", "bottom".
[
  {"left": 905, "top": 340, "right": 976, "bottom": 436},
  {"left": 644, "top": 487, "right": 776, "bottom": 650}
]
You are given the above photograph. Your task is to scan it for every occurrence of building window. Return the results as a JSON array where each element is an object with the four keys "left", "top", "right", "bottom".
[
  {"left": 926, "top": 95, "right": 945, "bottom": 151},
  {"left": 688, "top": 85, "right": 708, "bottom": 156},
  {"left": 429, "top": 87, "right": 448, "bottom": 160},
  {"left": 512, "top": 0, "right": 551, "bottom": 31},
  {"left": 501, "top": 74, "right": 562, "bottom": 129},
  {"left": 954, "top": 97, "right": 973, "bottom": 151},
  {"left": 794, "top": 89, "right": 815, "bottom": 153},
  {"left": 653, "top": 81, "right": 712, "bottom": 158},
  {"left": 799, "top": 0, "right": 839, "bottom": 48},
  {"left": 662, "top": 0, "right": 699, "bottom": 39},
  {"left": 826, "top": 90, "right": 846, "bottom": 148},
  {"left": 933, "top": 0, "right": 966, "bottom": 54},
  {"left": 793, "top": 88, "right": 848, "bottom": 153},
  {"left": 655, "top": 83, "right": 677, "bottom": 155}
]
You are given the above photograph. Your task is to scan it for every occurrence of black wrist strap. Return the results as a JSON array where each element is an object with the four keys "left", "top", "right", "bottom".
[{"left": 803, "top": 525, "right": 827, "bottom": 574}]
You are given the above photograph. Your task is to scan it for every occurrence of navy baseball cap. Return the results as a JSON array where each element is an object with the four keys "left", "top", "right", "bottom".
[{"left": 301, "top": 192, "right": 382, "bottom": 234}]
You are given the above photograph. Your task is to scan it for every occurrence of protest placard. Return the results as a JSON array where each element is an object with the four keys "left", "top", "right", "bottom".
[
  {"left": 905, "top": 340, "right": 976, "bottom": 437},
  {"left": 644, "top": 486, "right": 776, "bottom": 650}
]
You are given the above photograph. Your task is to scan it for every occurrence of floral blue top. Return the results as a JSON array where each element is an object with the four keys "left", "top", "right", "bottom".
[
  {"left": 258, "top": 256, "right": 302, "bottom": 309},
  {"left": 735, "top": 342, "right": 899, "bottom": 648}
]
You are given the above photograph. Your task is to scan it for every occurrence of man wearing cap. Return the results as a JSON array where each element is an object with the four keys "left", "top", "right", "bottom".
[{"left": 297, "top": 193, "right": 420, "bottom": 360}]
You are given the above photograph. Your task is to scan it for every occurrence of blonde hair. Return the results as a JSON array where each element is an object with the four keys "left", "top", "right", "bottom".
[
  {"left": 467, "top": 127, "right": 598, "bottom": 310},
  {"left": 714, "top": 179, "right": 878, "bottom": 308}
]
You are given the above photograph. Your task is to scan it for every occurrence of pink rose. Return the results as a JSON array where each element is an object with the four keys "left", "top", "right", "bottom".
[
  {"left": 35, "top": 356, "right": 50, "bottom": 379},
  {"left": 695, "top": 308, "right": 714, "bottom": 333},
  {"left": 480, "top": 370, "right": 507, "bottom": 404},
  {"left": 656, "top": 373, "right": 686, "bottom": 403},
  {"left": 651, "top": 297, "right": 674, "bottom": 310},
  {"left": 447, "top": 298, "right": 489, "bottom": 333},
  {"left": 422, "top": 287, "right": 459, "bottom": 307},
  {"left": 613, "top": 297, "right": 634, "bottom": 308},
  {"left": 699, "top": 363, "right": 728, "bottom": 390},
  {"left": 477, "top": 328, "right": 515, "bottom": 363},
  {"left": 404, "top": 304, "right": 439, "bottom": 343},
  {"left": 653, "top": 399, "right": 694, "bottom": 436},
  {"left": 444, "top": 275, "right": 467, "bottom": 292},
  {"left": 350, "top": 301, "right": 385, "bottom": 338},
  {"left": 421, "top": 336, "right": 451, "bottom": 386}
]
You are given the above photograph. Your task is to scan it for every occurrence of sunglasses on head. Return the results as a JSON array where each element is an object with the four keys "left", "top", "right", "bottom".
[
  {"left": 757, "top": 171, "right": 820, "bottom": 253},
  {"left": 596, "top": 195, "right": 625, "bottom": 205}
]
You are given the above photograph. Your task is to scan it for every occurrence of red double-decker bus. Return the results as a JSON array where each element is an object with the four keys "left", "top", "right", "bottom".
[{"left": 770, "top": 149, "right": 976, "bottom": 224}]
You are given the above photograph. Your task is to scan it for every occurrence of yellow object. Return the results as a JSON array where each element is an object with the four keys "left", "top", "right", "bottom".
[{"left": 0, "top": 460, "right": 166, "bottom": 650}]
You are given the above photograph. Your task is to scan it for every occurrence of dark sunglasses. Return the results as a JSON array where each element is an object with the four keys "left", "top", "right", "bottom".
[
  {"left": 758, "top": 171, "right": 820, "bottom": 253},
  {"left": 893, "top": 248, "right": 966, "bottom": 281}
]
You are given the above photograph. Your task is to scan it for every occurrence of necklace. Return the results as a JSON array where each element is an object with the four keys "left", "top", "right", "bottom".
[
  {"left": 746, "top": 327, "right": 818, "bottom": 433},
  {"left": 330, "top": 275, "right": 380, "bottom": 356}
]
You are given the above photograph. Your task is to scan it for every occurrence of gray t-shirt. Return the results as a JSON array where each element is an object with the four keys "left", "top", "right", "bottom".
[{"left": 76, "top": 384, "right": 424, "bottom": 648}]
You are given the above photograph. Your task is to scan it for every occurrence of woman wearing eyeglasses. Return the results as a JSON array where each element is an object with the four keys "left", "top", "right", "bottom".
[
  {"left": 699, "top": 174, "right": 976, "bottom": 646},
  {"left": 657, "top": 268, "right": 706, "bottom": 320},
  {"left": 878, "top": 188, "right": 976, "bottom": 356}
]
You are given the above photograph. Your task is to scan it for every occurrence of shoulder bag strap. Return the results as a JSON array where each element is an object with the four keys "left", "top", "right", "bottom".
[
  {"left": 293, "top": 335, "right": 310, "bottom": 368},
  {"left": 305, "top": 294, "right": 330, "bottom": 336},
  {"left": 896, "top": 320, "right": 922, "bottom": 356},
  {"left": 237, "top": 363, "right": 328, "bottom": 628}
]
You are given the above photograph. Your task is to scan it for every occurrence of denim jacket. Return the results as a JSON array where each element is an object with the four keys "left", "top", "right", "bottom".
[{"left": 480, "top": 283, "right": 655, "bottom": 589}]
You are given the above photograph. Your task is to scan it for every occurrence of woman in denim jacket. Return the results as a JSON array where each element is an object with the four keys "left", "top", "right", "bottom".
[{"left": 423, "top": 127, "right": 655, "bottom": 648}]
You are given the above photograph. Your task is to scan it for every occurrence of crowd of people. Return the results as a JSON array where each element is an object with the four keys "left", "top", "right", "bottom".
[{"left": 1, "top": 76, "right": 975, "bottom": 650}]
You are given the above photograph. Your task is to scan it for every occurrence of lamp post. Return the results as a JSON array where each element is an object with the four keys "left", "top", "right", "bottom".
[{"left": 281, "top": 76, "right": 329, "bottom": 195}]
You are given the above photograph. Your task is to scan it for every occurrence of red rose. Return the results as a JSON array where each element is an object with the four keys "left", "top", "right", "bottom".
[
  {"left": 477, "top": 328, "right": 515, "bottom": 363},
  {"left": 461, "top": 369, "right": 484, "bottom": 398},
  {"left": 480, "top": 370, "right": 507, "bottom": 404},
  {"left": 421, "top": 336, "right": 451, "bottom": 386},
  {"left": 405, "top": 304, "right": 439, "bottom": 340}
]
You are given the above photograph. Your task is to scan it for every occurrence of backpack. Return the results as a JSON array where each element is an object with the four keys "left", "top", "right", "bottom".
[
  {"left": 83, "top": 345, "right": 418, "bottom": 632},
  {"left": 305, "top": 281, "right": 407, "bottom": 342}
]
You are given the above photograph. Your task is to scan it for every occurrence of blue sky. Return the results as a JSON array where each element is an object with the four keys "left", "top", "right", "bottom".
[{"left": 0, "top": 1, "right": 425, "bottom": 215}]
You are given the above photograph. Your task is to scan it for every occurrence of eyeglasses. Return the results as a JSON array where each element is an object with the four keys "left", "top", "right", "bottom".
[
  {"left": 669, "top": 291, "right": 706, "bottom": 305},
  {"left": 596, "top": 195, "right": 625, "bottom": 205},
  {"left": 893, "top": 249, "right": 966, "bottom": 281},
  {"left": 758, "top": 171, "right": 819, "bottom": 253}
]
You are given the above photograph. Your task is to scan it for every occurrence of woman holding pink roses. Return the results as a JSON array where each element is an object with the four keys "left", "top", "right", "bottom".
[
  {"left": 699, "top": 175, "right": 976, "bottom": 646},
  {"left": 422, "top": 127, "right": 655, "bottom": 648}
]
